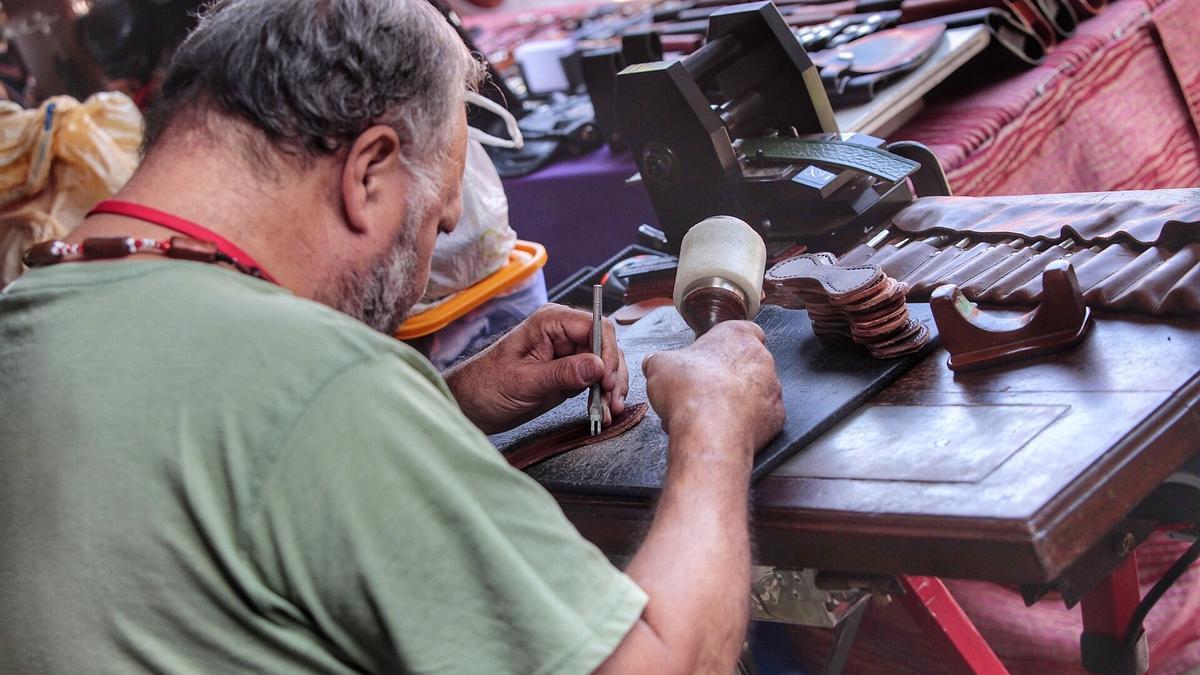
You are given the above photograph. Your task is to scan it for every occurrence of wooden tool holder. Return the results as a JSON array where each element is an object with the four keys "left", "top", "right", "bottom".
[{"left": 931, "top": 260, "right": 1093, "bottom": 372}]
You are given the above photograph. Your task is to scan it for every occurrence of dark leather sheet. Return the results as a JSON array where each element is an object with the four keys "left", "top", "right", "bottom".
[
  {"left": 843, "top": 190, "right": 1200, "bottom": 316},
  {"left": 890, "top": 190, "right": 1200, "bottom": 247},
  {"left": 490, "top": 304, "right": 939, "bottom": 497}
]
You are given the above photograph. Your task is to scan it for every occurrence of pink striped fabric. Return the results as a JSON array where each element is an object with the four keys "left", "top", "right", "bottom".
[
  {"left": 1152, "top": 0, "right": 1200, "bottom": 134},
  {"left": 895, "top": 0, "right": 1200, "bottom": 196}
]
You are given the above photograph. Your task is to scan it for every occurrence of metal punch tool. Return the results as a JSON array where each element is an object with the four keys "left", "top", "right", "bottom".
[{"left": 589, "top": 285, "right": 604, "bottom": 436}]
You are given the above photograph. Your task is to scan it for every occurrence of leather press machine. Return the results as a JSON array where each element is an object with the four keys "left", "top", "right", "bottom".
[{"left": 615, "top": 1, "right": 945, "bottom": 252}]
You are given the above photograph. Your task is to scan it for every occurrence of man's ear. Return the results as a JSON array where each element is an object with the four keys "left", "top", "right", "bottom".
[{"left": 340, "top": 125, "right": 406, "bottom": 235}]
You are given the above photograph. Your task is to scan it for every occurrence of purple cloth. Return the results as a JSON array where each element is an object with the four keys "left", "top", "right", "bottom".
[{"left": 502, "top": 146, "right": 659, "bottom": 287}]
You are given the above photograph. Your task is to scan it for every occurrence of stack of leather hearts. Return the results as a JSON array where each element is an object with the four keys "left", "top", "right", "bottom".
[{"left": 764, "top": 252, "right": 931, "bottom": 358}]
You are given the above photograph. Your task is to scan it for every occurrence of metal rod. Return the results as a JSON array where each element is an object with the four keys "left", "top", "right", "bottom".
[
  {"left": 682, "top": 34, "right": 741, "bottom": 80},
  {"left": 589, "top": 285, "right": 604, "bottom": 436},
  {"left": 719, "top": 89, "right": 767, "bottom": 139}
]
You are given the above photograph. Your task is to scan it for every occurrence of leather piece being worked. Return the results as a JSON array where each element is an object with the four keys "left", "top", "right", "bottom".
[
  {"left": 740, "top": 138, "right": 921, "bottom": 184},
  {"left": 503, "top": 403, "right": 648, "bottom": 471},
  {"left": 765, "top": 254, "right": 883, "bottom": 301}
]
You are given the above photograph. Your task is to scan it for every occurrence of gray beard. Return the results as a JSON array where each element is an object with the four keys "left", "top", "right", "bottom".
[{"left": 323, "top": 211, "right": 424, "bottom": 336}]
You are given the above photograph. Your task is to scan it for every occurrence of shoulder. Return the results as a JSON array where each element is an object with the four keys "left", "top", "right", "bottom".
[{"left": 171, "top": 263, "right": 443, "bottom": 390}]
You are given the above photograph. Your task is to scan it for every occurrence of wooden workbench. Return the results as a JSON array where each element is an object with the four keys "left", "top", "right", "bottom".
[{"left": 553, "top": 313, "right": 1200, "bottom": 588}]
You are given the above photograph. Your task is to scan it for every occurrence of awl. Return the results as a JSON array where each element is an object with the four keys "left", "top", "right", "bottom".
[{"left": 588, "top": 284, "right": 604, "bottom": 436}]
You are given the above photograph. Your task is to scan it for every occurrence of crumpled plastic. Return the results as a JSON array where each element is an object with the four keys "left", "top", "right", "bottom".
[
  {"left": 409, "top": 269, "right": 549, "bottom": 370},
  {"left": 0, "top": 92, "right": 142, "bottom": 285},
  {"left": 413, "top": 137, "right": 517, "bottom": 313}
]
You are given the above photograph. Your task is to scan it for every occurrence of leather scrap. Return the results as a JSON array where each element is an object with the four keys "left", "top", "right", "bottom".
[
  {"left": 503, "top": 402, "right": 649, "bottom": 471},
  {"left": 765, "top": 253, "right": 931, "bottom": 358},
  {"left": 740, "top": 138, "right": 921, "bottom": 184}
]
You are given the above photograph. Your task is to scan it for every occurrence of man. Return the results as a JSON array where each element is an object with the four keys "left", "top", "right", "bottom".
[{"left": 0, "top": 0, "right": 784, "bottom": 673}]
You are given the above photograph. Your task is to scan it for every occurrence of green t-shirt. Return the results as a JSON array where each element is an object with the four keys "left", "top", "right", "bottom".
[{"left": 0, "top": 260, "right": 646, "bottom": 674}]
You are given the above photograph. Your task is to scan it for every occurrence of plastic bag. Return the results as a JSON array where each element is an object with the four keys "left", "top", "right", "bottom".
[
  {"left": 409, "top": 269, "right": 549, "bottom": 370},
  {"left": 414, "top": 136, "right": 517, "bottom": 311},
  {"left": 412, "top": 91, "right": 524, "bottom": 311},
  {"left": 0, "top": 92, "right": 142, "bottom": 285}
]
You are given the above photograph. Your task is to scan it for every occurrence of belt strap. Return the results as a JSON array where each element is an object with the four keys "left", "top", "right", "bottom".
[{"left": 740, "top": 137, "right": 921, "bottom": 184}]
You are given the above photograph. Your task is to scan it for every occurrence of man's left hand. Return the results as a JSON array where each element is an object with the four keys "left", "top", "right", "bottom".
[{"left": 444, "top": 304, "right": 629, "bottom": 435}]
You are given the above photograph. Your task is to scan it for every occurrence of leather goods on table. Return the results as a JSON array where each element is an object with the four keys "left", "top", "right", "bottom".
[
  {"left": 840, "top": 190, "right": 1200, "bottom": 316},
  {"left": 661, "top": 0, "right": 1071, "bottom": 44},
  {"left": 485, "top": 95, "right": 600, "bottom": 178},
  {"left": 795, "top": 11, "right": 903, "bottom": 52},
  {"left": 899, "top": 0, "right": 1074, "bottom": 44},
  {"left": 489, "top": 304, "right": 939, "bottom": 497},
  {"left": 907, "top": 8, "right": 1046, "bottom": 67},
  {"left": 765, "top": 253, "right": 932, "bottom": 357},
  {"left": 812, "top": 24, "right": 947, "bottom": 106}
]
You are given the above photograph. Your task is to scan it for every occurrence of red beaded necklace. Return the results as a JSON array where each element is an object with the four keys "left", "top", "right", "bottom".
[{"left": 23, "top": 199, "right": 278, "bottom": 284}]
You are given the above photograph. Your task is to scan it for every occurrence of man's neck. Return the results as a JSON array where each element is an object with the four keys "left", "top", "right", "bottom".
[{"left": 67, "top": 137, "right": 335, "bottom": 300}]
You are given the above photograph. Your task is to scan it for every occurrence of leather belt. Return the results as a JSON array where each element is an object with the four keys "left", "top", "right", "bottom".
[{"left": 740, "top": 137, "right": 922, "bottom": 183}]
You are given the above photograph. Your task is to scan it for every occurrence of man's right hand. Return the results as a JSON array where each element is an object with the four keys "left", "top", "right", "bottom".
[
  {"left": 596, "top": 320, "right": 784, "bottom": 675},
  {"left": 642, "top": 320, "right": 785, "bottom": 456}
]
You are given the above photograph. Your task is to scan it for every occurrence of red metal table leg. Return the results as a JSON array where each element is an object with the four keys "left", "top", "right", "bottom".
[
  {"left": 1080, "top": 554, "right": 1146, "bottom": 674},
  {"left": 897, "top": 575, "right": 1009, "bottom": 675},
  {"left": 1081, "top": 554, "right": 1141, "bottom": 641}
]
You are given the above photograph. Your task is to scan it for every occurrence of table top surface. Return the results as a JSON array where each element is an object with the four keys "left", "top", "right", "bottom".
[{"left": 554, "top": 312, "right": 1200, "bottom": 585}]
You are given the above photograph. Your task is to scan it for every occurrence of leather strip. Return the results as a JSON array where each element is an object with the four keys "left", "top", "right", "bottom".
[
  {"left": 503, "top": 402, "right": 649, "bottom": 471},
  {"left": 899, "top": 0, "right": 1059, "bottom": 45},
  {"left": 740, "top": 138, "right": 921, "bottom": 183}
]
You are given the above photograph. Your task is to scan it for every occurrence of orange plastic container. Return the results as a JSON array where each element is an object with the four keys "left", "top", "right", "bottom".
[{"left": 395, "top": 240, "right": 548, "bottom": 340}]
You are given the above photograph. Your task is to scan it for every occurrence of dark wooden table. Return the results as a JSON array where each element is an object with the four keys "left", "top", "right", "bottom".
[{"left": 554, "top": 313, "right": 1200, "bottom": 589}]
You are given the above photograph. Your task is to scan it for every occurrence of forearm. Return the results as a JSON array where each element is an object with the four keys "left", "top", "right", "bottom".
[
  {"left": 617, "top": 423, "right": 754, "bottom": 674},
  {"left": 441, "top": 352, "right": 498, "bottom": 433}
]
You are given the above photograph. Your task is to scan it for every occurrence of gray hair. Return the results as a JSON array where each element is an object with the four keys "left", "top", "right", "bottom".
[{"left": 144, "top": 0, "right": 483, "bottom": 205}]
